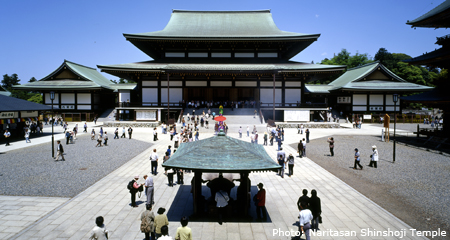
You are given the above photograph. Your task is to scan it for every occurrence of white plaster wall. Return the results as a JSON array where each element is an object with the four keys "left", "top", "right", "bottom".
[
  {"left": 353, "top": 94, "right": 367, "bottom": 105},
  {"left": 77, "top": 105, "right": 91, "bottom": 110},
  {"left": 285, "top": 82, "right": 301, "bottom": 87},
  {"left": 161, "top": 81, "right": 182, "bottom": 87},
  {"left": 210, "top": 81, "right": 232, "bottom": 87},
  {"left": 260, "top": 82, "right": 282, "bottom": 87},
  {"left": 284, "top": 110, "right": 309, "bottom": 122},
  {"left": 119, "top": 91, "right": 130, "bottom": 102},
  {"left": 235, "top": 81, "right": 257, "bottom": 87},
  {"left": 142, "top": 81, "right": 158, "bottom": 87},
  {"left": 77, "top": 93, "right": 91, "bottom": 104},
  {"left": 142, "top": 88, "right": 158, "bottom": 103},
  {"left": 45, "top": 93, "right": 59, "bottom": 104},
  {"left": 353, "top": 106, "right": 367, "bottom": 111},
  {"left": 61, "top": 93, "right": 75, "bottom": 104},
  {"left": 369, "top": 94, "right": 383, "bottom": 105},
  {"left": 186, "top": 81, "right": 207, "bottom": 87}
]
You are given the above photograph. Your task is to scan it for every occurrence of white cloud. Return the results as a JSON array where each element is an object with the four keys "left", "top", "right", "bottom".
[
  {"left": 315, "top": 14, "right": 319, "bottom": 18},
  {"left": 321, "top": 52, "right": 327, "bottom": 56}
]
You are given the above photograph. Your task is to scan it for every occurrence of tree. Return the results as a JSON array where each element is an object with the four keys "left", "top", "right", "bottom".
[
  {"left": 374, "top": 48, "right": 396, "bottom": 69},
  {"left": 1, "top": 74, "right": 20, "bottom": 89},
  {"left": 316, "top": 49, "right": 373, "bottom": 84},
  {"left": 29, "top": 77, "right": 37, "bottom": 83},
  {"left": 27, "top": 93, "right": 43, "bottom": 104}
]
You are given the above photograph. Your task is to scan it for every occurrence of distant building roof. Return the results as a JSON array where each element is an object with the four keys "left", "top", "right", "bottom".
[
  {"left": 407, "top": 0, "right": 450, "bottom": 28},
  {"left": 402, "top": 47, "right": 450, "bottom": 69},
  {"left": 162, "top": 133, "right": 280, "bottom": 173},
  {"left": 327, "top": 62, "right": 433, "bottom": 92},
  {"left": 124, "top": 10, "right": 319, "bottom": 40},
  {"left": 0, "top": 95, "right": 51, "bottom": 112},
  {"left": 305, "top": 85, "right": 334, "bottom": 94},
  {"left": 14, "top": 60, "right": 116, "bottom": 91},
  {"left": 0, "top": 86, "right": 11, "bottom": 96},
  {"left": 98, "top": 61, "right": 345, "bottom": 74}
]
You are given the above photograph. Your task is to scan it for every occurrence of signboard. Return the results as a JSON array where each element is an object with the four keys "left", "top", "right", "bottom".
[
  {"left": 337, "top": 96, "right": 351, "bottom": 104},
  {"left": 136, "top": 110, "right": 157, "bottom": 120},
  {"left": 0, "top": 112, "right": 16, "bottom": 119},
  {"left": 61, "top": 105, "right": 75, "bottom": 110},
  {"left": 284, "top": 110, "right": 310, "bottom": 122},
  {"left": 363, "top": 115, "right": 372, "bottom": 120}
]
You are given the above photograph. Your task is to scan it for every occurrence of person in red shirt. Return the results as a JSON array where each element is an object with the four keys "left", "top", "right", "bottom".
[{"left": 254, "top": 183, "right": 266, "bottom": 220}]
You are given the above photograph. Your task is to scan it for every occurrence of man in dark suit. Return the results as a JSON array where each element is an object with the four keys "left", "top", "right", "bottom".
[{"left": 55, "top": 140, "right": 65, "bottom": 161}]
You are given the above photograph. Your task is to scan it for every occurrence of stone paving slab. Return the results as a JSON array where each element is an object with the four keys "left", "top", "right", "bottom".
[{"left": 3, "top": 124, "right": 431, "bottom": 239}]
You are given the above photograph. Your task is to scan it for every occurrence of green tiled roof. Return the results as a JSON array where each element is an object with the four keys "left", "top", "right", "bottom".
[
  {"left": 305, "top": 85, "right": 334, "bottom": 94},
  {"left": 98, "top": 61, "right": 345, "bottom": 73},
  {"left": 14, "top": 60, "right": 115, "bottom": 91},
  {"left": 0, "top": 86, "right": 11, "bottom": 96},
  {"left": 124, "top": 10, "right": 319, "bottom": 40},
  {"left": 0, "top": 95, "right": 51, "bottom": 112},
  {"left": 407, "top": 0, "right": 450, "bottom": 28},
  {"left": 162, "top": 133, "right": 280, "bottom": 173},
  {"left": 327, "top": 62, "right": 433, "bottom": 92}
]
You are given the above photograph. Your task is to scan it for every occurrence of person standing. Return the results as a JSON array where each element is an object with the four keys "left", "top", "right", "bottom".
[
  {"left": 369, "top": 145, "right": 378, "bottom": 168},
  {"left": 254, "top": 183, "right": 266, "bottom": 220},
  {"left": 155, "top": 208, "right": 169, "bottom": 239},
  {"left": 89, "top": 216, "right": 108, "bottom": 240},
  {"left": 297, "top": 189, "right": 310, "bottom": 210},
  {"left": 305, "top": 129, "right": 310, "bottom": 143},
  {"left": 287, "top": 153, "right": 295, "bottom": 177},
  {"left": 353, "top": 148, "right": 363, "bottom": 170},
  {"left": 83, "top": 122, "right": 88, "bottom": 132},
  {"left": 175, "top": 217, "right": 193, "bottom": 240},
  {"left": 143, "top": 174, "right": 154, "bottom": 207},
  {"left": 140, "top": 204, "right": 155, "bottom": 240},
  {"left": 327, "top": 137, "right": 334, "bottom": 157},
  {"left": 297, "top": 140, "right": 304, "bottom": 158},
  {"left": 309, "top": 189, "right": 322, "bottom": 232},
  {"left": 103, "top": 132, "right": 108, "bottom": 146},
  {"left": 91, "top": 129, "right": 96, "bottom": 140},
  {"left": 239, "top": 126, "right": 242, "bottom": 138},
  {"left": 99, "top": 127, "right": 103, "bottom": 137},
  {"left": 129, "top": 176, "right": 143, "bottom": 208},
  {"left": 150, "top": 149, "right": 159, "bottom": 175},
  {"left": 54, "top": 140, "right": 65, "bottom": 161},
  {"left": 174, "top": 133, "right": 180, "bottom": 148},
  {"left": 302, "top": 138, "right": 307, "bottom": 157},
  {"left": 153, "top": 127, "right": 158, "bottom": 141},
  {"left": 128, "top": 127, "right": 133, "bottom": 139},
  {"left": 276, "top": 136, "right": 282, "bottom": 151},
  {"left": 215, "top": 189, "right": 229, "bottom": 225},
  {"left": 263, "top": 132, "right": 268, "bottom": 146},
  {"left": 298, "top": 202, "right": 313, "bottom": 240},
  {"left": 65, "top": 131, "right": 71, "bottom": 145},
  {"left": 121, "top": 127, "right": 126, "bottom": 138},
  {"left": 25, "top": 130, "right": 31, "bottom": 143},
  {"left": 277, "top": 148, "right": 286, "bottom": 178}
]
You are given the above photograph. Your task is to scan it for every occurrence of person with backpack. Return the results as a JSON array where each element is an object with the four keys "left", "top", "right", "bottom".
[
  {"left": 140, "top": 204, "right": 155, "bottom": 240},
  {"left": 128, "top": 176, "right": 144, "bottom": 208}
]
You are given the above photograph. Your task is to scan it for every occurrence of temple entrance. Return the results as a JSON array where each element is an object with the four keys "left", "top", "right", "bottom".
[{"left": 184, "top": 87, "right": 258, "bottom": 103}]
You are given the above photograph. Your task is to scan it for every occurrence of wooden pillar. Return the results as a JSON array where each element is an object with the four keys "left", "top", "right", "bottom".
[
  {"left": 273, "top": 74, "right": 275, "bottom": 120},
  {"left": 240, "top": 172, "right": 250, "bottom": 216},
  {"left": 167, "top": 73, "right": 170, "bottom": 123},
  {"left": 193, "top": 171, "right": 203, "bottom": 215}
]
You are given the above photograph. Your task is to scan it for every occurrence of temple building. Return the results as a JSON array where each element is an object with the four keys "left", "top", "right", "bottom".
[
  {"left": 98, "top": 10, "right": 346, "bottom": 122},
  {"left": 14, "top": 60, "right": 133, "bottom": 121}
]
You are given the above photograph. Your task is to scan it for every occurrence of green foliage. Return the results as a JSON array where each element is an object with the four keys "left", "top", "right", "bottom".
[
  {"left": 392, "top": 62, "right": 426, "bottom": 85},
  {"left": 316, "top": 49, "right": 373, "bottom": 84},
  {"left": 110, "top": 79, "right": 117, "bottom": 84},
  {"left": 27, "top": 93, "right": 43, "bottom": 103},
  {"left": 29, "top": 77, "right": 37, "bottom": 82},
  {"left": 2, "top": 73, "right": 20, "bottom": 89}
]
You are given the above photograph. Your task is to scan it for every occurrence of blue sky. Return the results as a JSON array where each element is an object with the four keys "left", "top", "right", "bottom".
[{"left": 0, "top": 0, "right": 448, "bottom": 83}]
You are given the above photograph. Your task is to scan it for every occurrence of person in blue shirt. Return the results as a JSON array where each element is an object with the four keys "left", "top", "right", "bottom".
[{"left": 353, "top": 148, "right": 363, "bottom": 170}]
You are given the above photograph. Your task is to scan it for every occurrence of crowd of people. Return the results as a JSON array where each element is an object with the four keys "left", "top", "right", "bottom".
[{"left": 183, "top": 100, "right": 257, "bottom": 109}]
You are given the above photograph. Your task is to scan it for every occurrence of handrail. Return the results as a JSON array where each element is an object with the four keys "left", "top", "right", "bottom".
[{"left": 259, "top": 109, "right": 265, "bottom": 124}]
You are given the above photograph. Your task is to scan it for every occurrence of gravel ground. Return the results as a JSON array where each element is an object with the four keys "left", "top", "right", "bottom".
[
  {"left": 0, "top": 134, "right": 152, "bottom": 197},
  {"left": 291, "top": 135, "right": 450, "bottom": 234}
]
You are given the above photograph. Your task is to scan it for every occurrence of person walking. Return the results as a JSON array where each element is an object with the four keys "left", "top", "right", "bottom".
[
  {"left": 96, "top": 134, "right": 103, "bottom": 147},
  {"left": 128, "top": 127, "right": 133, "bottom": 139},
  {"left": 140, "top": 204, "right": 155, "bottom": 240},
  {"left": 299, "top": 202, "right": 313, "bottom": 240},
  {"left": 99, "top": 127, "right": 103, "bottom": 137},
  {"left": 143, "top": 174, "right": 154, "bottom": 207},
  {"left": 287, "top": 153, "right": 294, "bottom": 177},
  {"left": 276, "top": 136, "right": 282, "bottom": 151},
  {"left": 150, "top": 149, "right": 159, "bottom": 175},
  {"left": 353, "top": 148, "right": 363, "bottom": 170},
  {"left": 174, "top": 133, "right": 179, "bottom": 148},
  {"left": 305, "top": 129, "right": 310, "bottom": 143},
  {"left": 159, "top": 225, "right": 172, "bottom": 240},
  {"left": 54, "top": 140, "right": 65, "bottom": 161},
  {"left": 155, "top": 208, "right": 169, "bottom": 239},
  {"left": 297, "top": 189, "right": 310, "bottom": 210},
  {"left": 114, "top": 128, "right": 119, "bottom": 139},
  {"left": 302, "top": 138, "right": 307, "bottom": 157},
  {"left": 65, "top": 131, "right": 71, "bottom": 145},
  {"left": 263, "top": 132, "right": 268, "bottom": 146},
  {"left": 103, "top": 132, "right": 108, "bottom": 146},
  {"left": 84, "top": 122, "right": 88, "bottom": 132},
  {"left": 309, "top": 189, "right": 322, "bottom": 232},
  {"left": 91, "top": 129, "right": 96, "bottom": 140},
  {"left": 121, "top": 127, "right": 126, "bottom": 138},
  {"left": 239, "top": 126, "right": 242, "bottom": 138},
  {"left": 277, "top": 148, "right": 286, "bottom": 178},
  {"left": 175, "top": 216, "right": 193, "bottom": 240},
  {"left": 153, "top": 127, "right": 158, "bottom": 141},
  {"left": 369, "top": 145, "right": 378, "bottom": 168},
  {"left": 327, "top": 137, "right": 334, "bottom": 156},
  {"left": 254, "top": 183, "right": 266, "bottom": 220},
  {"left": 89, "top": 216, "right": 108, "bottom": 240}
]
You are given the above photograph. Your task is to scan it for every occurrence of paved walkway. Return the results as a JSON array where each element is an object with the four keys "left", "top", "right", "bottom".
[{"left": 1, "top": 123, "right": 429, "bottom": 239}]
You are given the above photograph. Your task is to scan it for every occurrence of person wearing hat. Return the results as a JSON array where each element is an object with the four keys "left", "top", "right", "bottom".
[
  {"left": 369, "top": 145, "right": 379, "bottom": 168},
  {"left": 254, "top": 183, "right": 267, "bottom": 220},
  {"left": 353, "top": 148, "right": 363, "bottom": 170},
  {"left": 155, "top": 207, "right": 169, "bottom": 238},
  {"left": 130, "top": 176, "right": 144, "bottom": 208}
]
